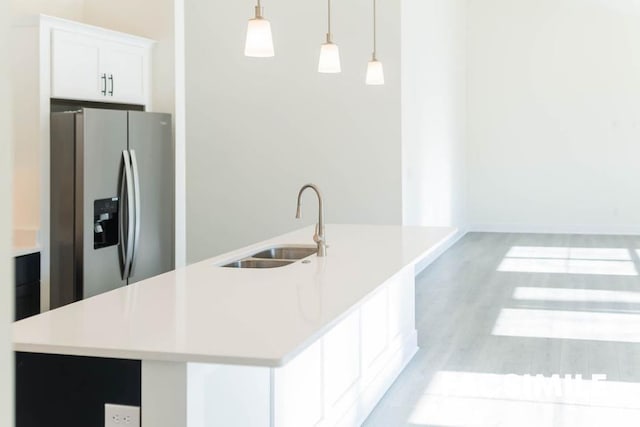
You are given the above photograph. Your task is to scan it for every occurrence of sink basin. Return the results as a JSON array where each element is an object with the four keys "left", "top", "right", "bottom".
[
  {"left": 222, "top": 259, "right": 294, "bottom": 269},
  {"left": 252, "top": 247, "right": 316, "bottom": 260}
]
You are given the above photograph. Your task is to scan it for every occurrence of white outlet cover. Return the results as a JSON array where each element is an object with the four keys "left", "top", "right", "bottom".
[{"left": 105, "top": 403, "right": 140, "bottom": 427}]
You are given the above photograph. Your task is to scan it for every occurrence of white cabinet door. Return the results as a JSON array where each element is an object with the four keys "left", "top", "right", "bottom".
[
  {"left": 51, "top": 29, "right": 149, "bottom": 105},
  {"left": 273, "top": 341, "right": 323, "bottom": 427},
  {"left": 388, "top": 268, "right": 415, "bottom": 343},
  {"left": 361, "top": 287, "right": 389, "bottom": 377},
  {"left": 323, "top": 310, "right": 361, "bottom": 410},
  {"left": 51, "top": 29, "right": 102, "bottom": 101},
  {"left": 100, "top": 41, "right": 147, "bottom": 104}
]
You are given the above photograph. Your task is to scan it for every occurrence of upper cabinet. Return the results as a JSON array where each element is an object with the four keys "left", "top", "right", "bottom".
[{"left": 50, "top": 25, "right": 151, "bottom": 105}]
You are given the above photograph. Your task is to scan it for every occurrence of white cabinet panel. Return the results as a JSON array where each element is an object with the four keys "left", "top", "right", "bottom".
[
  {"left": 100, "top": 41, "right": 146, "bottom": 104},
  {"left": 187, "top": 363, "right": 271, "bottom": 427},
  {"left": 323, "top": 310, "right": 361, "bottom": 409},
  {"left": 273, "top": 340, "right": 323, "bottom": 427},
  {"left": 388, "top": 268, "right": 414, "bottom": 342},
  {"left": 361, "top": 287, "right": 388, "bottom": 375},
  {"left": 50, "top": 29, "right": 150, "bottom": 105},
  {"left": 51, "top": 30, "right": 101, "bottom": 101}
]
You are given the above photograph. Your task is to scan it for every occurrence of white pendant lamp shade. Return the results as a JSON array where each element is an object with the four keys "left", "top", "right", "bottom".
[
  {"left": 319, "top": 42, "right": 341, "bottom": 73},
  {"left": 244, "top": 3, "right": 274, "bottom": 57},
  {"left": 366, "top": 0, "right": 384, "bottom": 85},
  {"left": 366, "top": 59, "right": 384, "bottom": 85},
  {"left": 319, "top": 0, "right": 341, "bottom": 74}
]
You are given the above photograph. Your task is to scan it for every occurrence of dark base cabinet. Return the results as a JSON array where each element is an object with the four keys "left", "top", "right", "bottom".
[
  {"left": 16, "top": 352, "right": 141, "bottom": 427},
  {"left": 15, "top": 253, "right": 40, "bottom": 321}
]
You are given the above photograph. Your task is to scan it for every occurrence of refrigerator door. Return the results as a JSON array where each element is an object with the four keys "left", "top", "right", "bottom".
[
  {"left": 80, "top": 109, "right": 128, "bottom": 298},
  {"left": 127, "top": 111, "right": 175, "bottom": 284},
  {"left": 50, "top": 112, "right": 78, "bottom": 308}
]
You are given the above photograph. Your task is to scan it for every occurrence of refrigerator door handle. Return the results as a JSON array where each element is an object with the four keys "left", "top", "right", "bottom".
[
  {"left": 129, "top": 149, "right": 142, "bottom": 276},
  {"left": 119, "top": 150, "right": 135, "bottom": 280}
]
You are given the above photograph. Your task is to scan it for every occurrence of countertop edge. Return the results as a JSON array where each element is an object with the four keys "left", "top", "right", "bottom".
[
  {"left": 13, "top": 343, "right": 285, "bottom": 367},
  {"left": 13, "top": 247, "right": 41, "bottom": 258}
]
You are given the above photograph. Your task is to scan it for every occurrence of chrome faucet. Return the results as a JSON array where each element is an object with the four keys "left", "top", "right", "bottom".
[{"left": 296, "top": 184, "right": 327, "bottom": 257}]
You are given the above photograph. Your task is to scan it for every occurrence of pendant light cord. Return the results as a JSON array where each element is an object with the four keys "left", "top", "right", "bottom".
[
  {"left": 328, "top": 0, "right": 332, "bottom": 41},
  {"left": 373, "top": 0, "right": 377, "bottom": 59}
]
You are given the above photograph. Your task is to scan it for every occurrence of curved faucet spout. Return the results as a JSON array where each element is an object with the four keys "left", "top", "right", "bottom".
[{"left": 295, "top": 184, "right": 327, "bottom": 257}]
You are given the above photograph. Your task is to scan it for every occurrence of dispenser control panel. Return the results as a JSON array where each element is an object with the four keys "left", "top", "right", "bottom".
[{"left": 94, "top": 197, "right": 119, "bottom": 249}]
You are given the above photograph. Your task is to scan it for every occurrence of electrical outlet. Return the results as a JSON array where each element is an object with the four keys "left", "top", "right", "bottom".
[{"left": 105, "top": 403, "right": 140, "bottom": 427}]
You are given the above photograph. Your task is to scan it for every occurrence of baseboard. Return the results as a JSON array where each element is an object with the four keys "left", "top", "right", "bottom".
[
  {"left": 414, "top": 228, "right": 468, "bottom": 275},
  {"left": 468, "top": 223, "right": 640, "bottom": 236}
]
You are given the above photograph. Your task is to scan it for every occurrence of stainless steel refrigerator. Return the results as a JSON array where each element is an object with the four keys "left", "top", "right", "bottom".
[{"left": 50, "top": 108, "right": 174, "bottom": 309}]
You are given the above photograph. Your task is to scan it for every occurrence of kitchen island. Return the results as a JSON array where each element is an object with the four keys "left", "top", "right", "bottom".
[{"left": 14, "top": 224, "right": 458, "bottom": 426}]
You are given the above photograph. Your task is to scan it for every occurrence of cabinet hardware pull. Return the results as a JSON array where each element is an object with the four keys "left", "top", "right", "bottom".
[
  {"left": 101, "top": 73, "right": 107, "bottom": 96},
  {"left": 108, "top": 74, "right": 114, "bottom": 96}
]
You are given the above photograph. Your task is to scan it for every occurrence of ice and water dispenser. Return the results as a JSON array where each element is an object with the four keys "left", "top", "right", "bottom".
[{"left": 93, "top": 198, "right": 119, "bottom": 249}]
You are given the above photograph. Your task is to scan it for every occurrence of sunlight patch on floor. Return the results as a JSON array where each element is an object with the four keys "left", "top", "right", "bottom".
[
  {"left": 492, "top": 308, "right": 640, "bottom": 343},
  {"left": 498, "top": 246, "right": 638, "bottom": 276},
  {"left": 506, "top": 247, "right": 631, "bottom": 261},
  {"left": 408, "top": 394, "right": 640, "bottom": 427},
  {"left": 408, "top": 371, "right": 640, "bottom": 426},
  {"left": 498, "top": 258, "right": 637, "bottom": 276},
  {"left": 513, "top": 287, "right": 640, "bottom": 304}
]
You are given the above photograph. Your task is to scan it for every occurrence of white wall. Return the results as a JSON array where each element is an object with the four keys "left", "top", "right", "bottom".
[
  {"left": 1, "top": 0, "right": 14, "bottom": 422},
  {"left": 10, "top": 0, "right": 84, "bottom": 240},
  {"left": 185, "top": 0, "right": 402, "bottom": 262},
  {"left": 401, "top": 0, "right": 467, "bottom": 228},
  {"left": 467, "top": 0, "right": 640, "bottom": 233},
  {"left": 11, "top": 0, "right": 84, "bottom": 21}
]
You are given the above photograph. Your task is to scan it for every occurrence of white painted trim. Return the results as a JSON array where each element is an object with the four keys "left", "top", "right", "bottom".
[
  {"left": 40, "top": 14, "right": 155, "bottom": 47},
  {"left": 0, "top": 0, "right": 13, "bottom": 421},
  {"left": 39, "top": 20, "right": 51, "bottom": 312},
  {"left": 414, "top": 228, "right": 467, "bottom": 275},
  {"left": 468, "top": 223, "right": 640, "bottom": 236},
  {"left": 173, "top": 0, "right": 187, "bottom": 268}
]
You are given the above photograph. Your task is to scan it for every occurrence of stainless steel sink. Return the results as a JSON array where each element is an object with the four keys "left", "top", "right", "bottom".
[
  {"left": 222, "top": 259, "right": 294, "bottom": 269},
  {"left": 252, "top": 247, "right": 316, "bottom": 260}
]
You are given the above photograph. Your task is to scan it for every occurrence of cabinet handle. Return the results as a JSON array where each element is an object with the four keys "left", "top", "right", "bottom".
[
  {"left": 108, "top": 74, "right": 114, "bottom": 96},
  {"left": 101, "top": 73, "right": 107, "bottom": 96}
]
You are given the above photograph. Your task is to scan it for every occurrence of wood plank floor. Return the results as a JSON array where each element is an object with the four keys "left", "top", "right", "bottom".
[{"left": 364, "top": 232, "right": 640, "bottom": 427}]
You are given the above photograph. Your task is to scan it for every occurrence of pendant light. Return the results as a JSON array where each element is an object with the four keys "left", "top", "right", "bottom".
[
  {"left": 366, "top": 0, "right": 384, "bottom": 85},
  {"left": 318, "top": 0, "right": 341, "bottom": 73},
  {"left": 244, "top": 0, "right": 275, "bottom": 57}
]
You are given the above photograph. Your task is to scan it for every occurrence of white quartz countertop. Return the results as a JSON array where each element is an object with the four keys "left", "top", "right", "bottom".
[
  {"left": 14, "top": 225, "right": 456, "bottom": 366},
  {"left": 13, "top": 246, "right": 41, "bottom": 258}
]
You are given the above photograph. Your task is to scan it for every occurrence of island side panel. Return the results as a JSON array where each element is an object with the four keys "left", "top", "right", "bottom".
[
  {"left": 15, "top": 353, "right": 141, "bottom": 427},
  {"left": 186, "top": 362, "right": 271, "bottom": 427},
  {"left": 141, "top": 361, "right": 187, "bottom": 427}
]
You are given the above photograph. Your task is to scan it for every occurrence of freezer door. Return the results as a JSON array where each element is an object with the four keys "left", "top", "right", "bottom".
[
  {"left": 81, "top": 109, "right": 128, "bottom": 298},
  {"left": 127, "top": 111, "right": 175, "bottom": 284}
]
